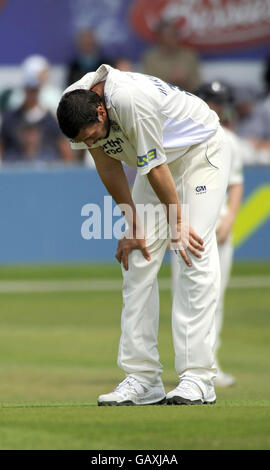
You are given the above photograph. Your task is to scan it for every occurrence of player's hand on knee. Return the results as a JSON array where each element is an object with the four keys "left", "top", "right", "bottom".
[
  {"left": 188, "top": 226, "right": 204, "bottom": 256},
  {"left": 115, "top": 237, "right": 151, "bottom": 270},
  {"left": 171, "top": 226, "right": 204, "bottom": 267}
]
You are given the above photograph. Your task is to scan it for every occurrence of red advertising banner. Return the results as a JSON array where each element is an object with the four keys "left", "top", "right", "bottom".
[{"left": 130, "top": 0, "right": 270, "bottom": 51}]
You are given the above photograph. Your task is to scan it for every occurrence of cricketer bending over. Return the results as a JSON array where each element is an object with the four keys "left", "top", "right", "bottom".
[{"left": 57, "top": 65, "right": 232, "bottom": 406}]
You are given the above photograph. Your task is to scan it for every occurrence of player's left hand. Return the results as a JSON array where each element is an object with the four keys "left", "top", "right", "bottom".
[{"left": 171, "top": 226, "right": 204, "bottom": 267}]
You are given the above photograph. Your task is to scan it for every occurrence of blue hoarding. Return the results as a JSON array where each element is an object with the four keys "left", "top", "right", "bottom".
[{"left": 0, "top": 165, "right": 268, "bottom": 264}]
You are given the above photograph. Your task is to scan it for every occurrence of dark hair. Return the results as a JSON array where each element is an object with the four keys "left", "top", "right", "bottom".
[{"left": 56, "top": 89, "right": 102, "bottom": 139}]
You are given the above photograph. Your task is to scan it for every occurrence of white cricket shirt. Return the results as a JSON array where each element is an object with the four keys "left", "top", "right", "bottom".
[{"left": 64, "top": 64, "right": 219, "bottom": 176}]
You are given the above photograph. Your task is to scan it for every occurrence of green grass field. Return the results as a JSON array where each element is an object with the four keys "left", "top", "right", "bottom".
[{"left": 0, "top": 262, "right": 269, "bottom": 450}]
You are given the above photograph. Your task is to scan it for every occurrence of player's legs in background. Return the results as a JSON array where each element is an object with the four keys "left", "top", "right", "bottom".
[
  {"left": 169, "top": 126, "right": 231, "bottom": 399},
  {"left": 170, "top": 249, "right": 179, "bottom": 294},
  {"left": 215, "top": 236, "right": 233, "bottom": 353},
  {"left": 214, "top": 235, "right": 236, "bottom": 386}
]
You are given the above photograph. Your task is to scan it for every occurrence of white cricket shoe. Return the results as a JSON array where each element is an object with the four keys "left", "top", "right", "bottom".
[
  {"left": 98, "top": 377, "right": 166, "bottom": 406},
  {"left": 166, "top": 378, "right": 216, "bottom": 405},
  {"left": 214, "top": 369, "right": 236, "bottom": 387}
]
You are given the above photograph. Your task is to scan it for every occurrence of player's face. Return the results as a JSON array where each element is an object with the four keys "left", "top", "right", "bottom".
[{"left": 74, "top": 106, "right": 109, "bottom": 147}]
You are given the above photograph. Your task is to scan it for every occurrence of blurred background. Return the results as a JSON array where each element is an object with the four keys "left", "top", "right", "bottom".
[{"left": 0, "top": 0, "right": 269, "bottom": 264}]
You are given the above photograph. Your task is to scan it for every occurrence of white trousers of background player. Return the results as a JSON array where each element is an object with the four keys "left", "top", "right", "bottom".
[
  {"left": 214, "top": 232, "right": 234, "bottom": 355},
  {"left": 117, "top": 126, "right": 231, "bottom": 387},
  {"left": 170, "top": 229, "right": 234, "bottom": 357}
]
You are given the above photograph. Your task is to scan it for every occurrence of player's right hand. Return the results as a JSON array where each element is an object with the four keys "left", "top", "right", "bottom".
[{"left": 115, "top": 236, "right": 151, "bottom": 270}]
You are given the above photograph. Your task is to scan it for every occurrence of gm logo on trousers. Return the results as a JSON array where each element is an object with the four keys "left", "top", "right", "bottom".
[{"left": 196, "top": 185, "right": 207, "bottom": 194}]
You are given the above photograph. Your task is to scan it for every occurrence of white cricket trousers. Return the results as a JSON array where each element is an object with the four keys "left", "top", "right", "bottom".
[{"left": 117, "top": 125, "right": 232, "bottom": 387}]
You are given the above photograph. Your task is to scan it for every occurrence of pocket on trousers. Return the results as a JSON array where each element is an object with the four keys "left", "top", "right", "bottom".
[
  {"left": 186, "top": 140, "right": 220, "bottom": 193},
  {"left": 204, "top": 139, "right": 220, "bottom": 170}
]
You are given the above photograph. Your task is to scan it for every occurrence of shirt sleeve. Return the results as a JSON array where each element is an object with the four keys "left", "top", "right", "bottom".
[{"left": 111, "top": 87, "right": 167, "bottom": 176}]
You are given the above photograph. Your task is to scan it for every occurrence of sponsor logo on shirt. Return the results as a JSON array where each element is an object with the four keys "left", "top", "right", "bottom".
[
  {"left": 137, "top": 148, "right": 157, "bottom": 168},
  {"left": 196, "top": 185, "right": 207, "bottom": 194},
  {"left": 102, "top": 137, "right": 124, "bottom": 155},
  {"left": 110, "top": 120, "right": 122, "bottom": 133}
]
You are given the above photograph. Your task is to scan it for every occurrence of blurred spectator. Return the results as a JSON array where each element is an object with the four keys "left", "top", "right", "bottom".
[
  {"left": 18, "top": 123, "right": 44, "bottom": 162},
  {"left": 142, "top": 19, "right": 200, "bottom": 92},
  {"left": 112, "top": 57, "right": 134, "bottom": 72},
  {"left": 3, "top": 55, "right": 62, "bottom": 115},
  {"left": 234, "top": 86, "right": 270, "bottom": 152},
  {"left": 66, "top": 28, "right": 108, "bottom": 87},
  {"left": 196, "top": 82, "right": 270, "bottom": 165},
  {"left": 0, "top": 76, "right": 73, "bottom": 164},
  {"left": 234, "top": 87, "right": 261, "bottom": 137},
  {"left": 263, "top": 55, "right": 270, "bottom": 96}
]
